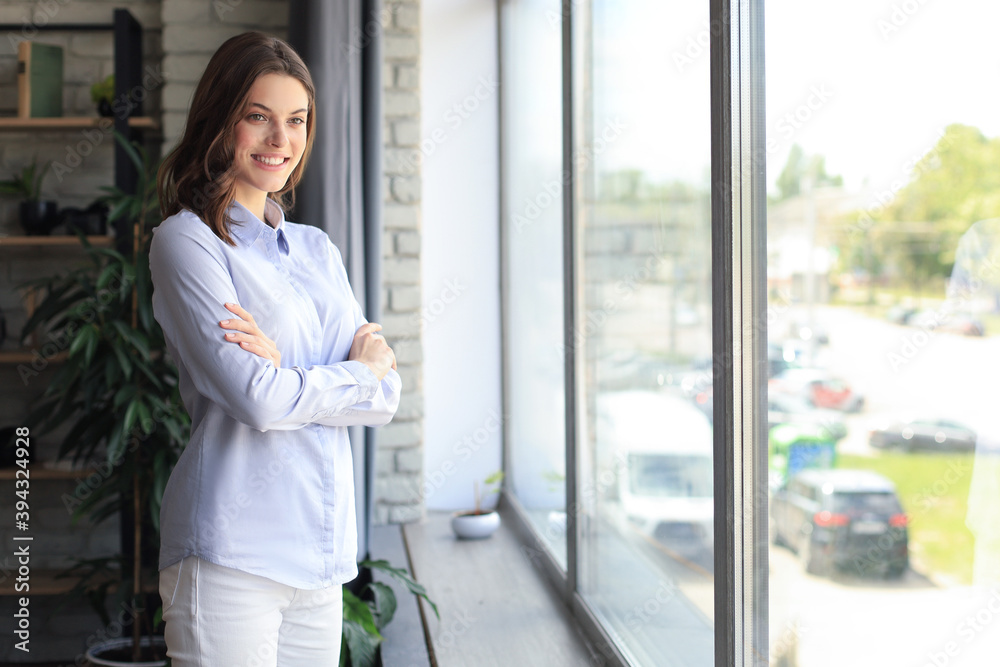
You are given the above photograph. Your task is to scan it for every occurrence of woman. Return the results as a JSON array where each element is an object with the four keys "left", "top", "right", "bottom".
[{"left": 150, "top": 32, "right": 400, "bottom": 666}]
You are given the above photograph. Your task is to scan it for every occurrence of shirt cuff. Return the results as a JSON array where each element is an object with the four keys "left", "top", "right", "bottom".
[{"left": 341, "top": 360, "right": 380, "bottom": 399}]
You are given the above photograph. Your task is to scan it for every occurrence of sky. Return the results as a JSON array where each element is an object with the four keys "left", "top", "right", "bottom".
[{"left": 591, "top": 0, "right": 1000, "bottom": 195}]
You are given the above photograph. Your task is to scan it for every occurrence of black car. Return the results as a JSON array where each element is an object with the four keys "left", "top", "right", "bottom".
[
  {"left": 771, "top": 469, "right": 909, "bottom": 578},
  {"left": 869, "top": 417, "right": 977, "bottom": 452}
]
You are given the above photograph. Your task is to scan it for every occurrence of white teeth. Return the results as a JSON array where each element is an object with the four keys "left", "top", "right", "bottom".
[{"left": 253, "top": 155, "right": 285, "bottom": 166}]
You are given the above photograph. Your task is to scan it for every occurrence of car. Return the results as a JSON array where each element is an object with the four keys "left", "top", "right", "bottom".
[
  {"left": 768, "top": 393, "right": 848, "bottom": 441},
  {"left": 771, "top": 469, "right": 909, "bottom": 579},
  {"left": 769, "top": 368, "right": 864, "bottom": 412},
  {"left": 869, "top": 417, "right": 977, "bottom": 452}
]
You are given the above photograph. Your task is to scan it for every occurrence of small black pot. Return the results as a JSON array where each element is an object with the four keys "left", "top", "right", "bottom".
[
  {"left": 19, "top": 200, "right": 59, "bottom": 236},
  {"left": 97, "top": 99, "right": 114, "bottom": 117},
  {"left": 58, "top": 202, "right": 109, "bottom": 236}
]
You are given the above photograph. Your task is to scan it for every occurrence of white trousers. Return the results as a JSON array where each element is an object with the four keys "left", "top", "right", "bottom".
[{"left": 159, "top": 555, "right": 343, "bottom": 667}]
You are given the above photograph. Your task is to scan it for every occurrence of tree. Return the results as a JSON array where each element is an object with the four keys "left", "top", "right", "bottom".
[{"left": 774, "top": 144, "right": 843, "bottom": 201}]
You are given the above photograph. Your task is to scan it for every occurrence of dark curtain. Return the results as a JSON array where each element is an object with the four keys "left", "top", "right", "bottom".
[{"left": 288, "top": 0, "right": 384, "bottom": 563}]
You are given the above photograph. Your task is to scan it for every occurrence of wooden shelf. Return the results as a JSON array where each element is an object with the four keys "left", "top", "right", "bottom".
[
  {"left": 0, "top": 235, "right": 112, "bottom": 248},
  {"left": 0, "top": 116, "right": 158, "bottom": 131},
  {"left": 0, "top": 350, "right": 68, "bottom": 364}
]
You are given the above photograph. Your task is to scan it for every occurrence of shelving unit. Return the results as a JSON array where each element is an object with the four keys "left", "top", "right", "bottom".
[{"left": 0, "top": 9, "right": 159, "bottom": 616}]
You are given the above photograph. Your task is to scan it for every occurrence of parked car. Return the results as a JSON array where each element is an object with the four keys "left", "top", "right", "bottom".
[
  {"left": 769, "top": 368, "right": 865, "bottom": 412},
  {"left": 768, "top": 393, "right": 848, "bottom": 441},
  {"left": 886, "top": 305, "right": 917, "bottom": 326},
  {"left": 936, "top": 314, "right": 985, "bottom": 336},
  {"left": 771, "top": 469, "right": 909, "bottom": 578},
  {"left": 869, "top": 417, "right": 977, "bottom": 452}
]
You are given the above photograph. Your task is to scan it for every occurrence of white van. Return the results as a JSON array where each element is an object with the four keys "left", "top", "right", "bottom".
[{"left": 596, "top": 391, "right": 714, "bottom": 557}]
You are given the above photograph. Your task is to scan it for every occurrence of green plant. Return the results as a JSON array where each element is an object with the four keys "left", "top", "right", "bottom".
[
  {"left": 22, "top": 133, "right": 185, "bottom": 662},
  {"left": 471, "top": 470, "right": 504, "bottom": 515},
  {"left": 91, "top": 74, "right": 115, "bottom": 106},
  {"left": 341, "top": 559, "right": 439, "bottom": 667},
  {"left": 0, "top": 158, "right": 52, "bottom": 201}
]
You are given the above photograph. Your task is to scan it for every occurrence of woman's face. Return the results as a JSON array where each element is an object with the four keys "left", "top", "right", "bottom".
[{"left": 231, "top": 73, "right": 309, "bottom": 214}]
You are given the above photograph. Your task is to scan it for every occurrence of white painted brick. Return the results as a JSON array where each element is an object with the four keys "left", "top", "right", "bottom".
[
  {"left": 380, "top": 311, "right": 421, "bottom": 338},
  {"left": 384, "top": 146, "right": 419, "bottom": 175},
  {"left": 163, "top": 53, "right": 213, "bottom": 83},
  {"left": 395, "top": 446, "right": 422, "bottom": 473},
  {"left": 383, "top": 256, "right": 420, "bottom": 284},
  {"left": 383, "top": 90, "right": 419, "bottom": 116},
  {"left": 379, "top": 419, "right": 422, "bottom": 449},
  {"left": 390, "top": 337, "right": 423, "bottom": 365},
  {"left": 394, "top": 363, "right": 421, "bottom": 393},
  {"left": 396, "top": 230, "right": 420, "bottom": 255},
  {"left": 163, "top": 82, "right": 197, "bottom": 112},
  {"left": 163, "top": 0, "right": 213, "bottom": 24},
  {"left": 375, "top": 473, "right": 421, "bottom": 503},
  {"left": 392, "top": 118, "right": 420, "bottom": 145},
  {"left": 383, "top": 34, "right": 418, "bottom": 60},
  {"left": 163, "top": 24, "right": 244, "bottom": 54},
  {"left": 393, "top": 4, "right": 419, "bottom": 32},
  {"left": 70, "top": 33, "right": 113, "bottom": 58},
  {"left": 383, "top": 203, "right": 418, "bottom": 229},
  {"left": 394, "top": 391, "right": 424, "bottom": 421},
  {"left": 389, "top": 285, "right": 421, "bottom": 312},
  {"left": 215, "top": 1, "right": 289, "bottom": 28},
  {"left": 395, "top": 64, "right": 418, "bottom": 90},
  {"left": 390, "top": 174, "right": 420, "bottom": 203},
  {"left": 375, "top": 447, "right": 396, "bottom": 476},
  {"left": 374, "top": 503, "right": 390, "bottom": 525}
]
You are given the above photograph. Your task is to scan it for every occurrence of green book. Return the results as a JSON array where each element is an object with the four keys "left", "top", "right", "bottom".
[{"left": 17, "top": 41, "right": 63, "bottom": 118}]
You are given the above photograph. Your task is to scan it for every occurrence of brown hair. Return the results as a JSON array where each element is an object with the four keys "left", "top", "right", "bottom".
[{"left": 157, "top": 32, "right": 316, "bottom": 245}]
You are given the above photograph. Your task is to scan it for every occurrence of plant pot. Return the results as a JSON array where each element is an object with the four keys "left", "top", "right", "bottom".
[
  {"left": 98, "top": 99, "right": 115, "bottom": 117},
  {"left": 451, "top": 510, "right": 501, "bottom": 539},
  {"left": 84, "top": 636, "right": 168, "bottom": 666},
  {"left": 19, "top": 200, "right": 59, "bottom": 236}
]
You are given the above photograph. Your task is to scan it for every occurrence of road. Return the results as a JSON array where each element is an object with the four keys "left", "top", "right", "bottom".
[{"left": 767, "top": 305, "right": 1000, "bottom": 666}]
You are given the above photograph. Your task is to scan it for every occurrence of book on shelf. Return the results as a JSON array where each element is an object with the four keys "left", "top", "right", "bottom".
[{"left": 17, "top": 41, "right": 64, "bottom": 118}]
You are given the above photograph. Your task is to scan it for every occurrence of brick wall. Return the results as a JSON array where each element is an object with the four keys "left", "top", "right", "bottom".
[{"left": 376, "top": 0, "right": 423, "bottom": 524}]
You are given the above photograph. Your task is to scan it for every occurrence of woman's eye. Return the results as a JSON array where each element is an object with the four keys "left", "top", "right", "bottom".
[
  {"left": 248, "top": 113, "right": 266, "bottom": 122},
  {"left": 289, "top": 117, "right": 305, "bottom": 125}
]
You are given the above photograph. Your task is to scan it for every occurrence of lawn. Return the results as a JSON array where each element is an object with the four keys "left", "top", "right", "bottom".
[{"left": 839, "top": 452, "right": 975, "bottom": 585}]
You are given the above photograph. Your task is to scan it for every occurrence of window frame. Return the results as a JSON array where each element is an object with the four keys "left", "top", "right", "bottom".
[{"left": 498, "top": 1, "right": 769, "bottom": 665}]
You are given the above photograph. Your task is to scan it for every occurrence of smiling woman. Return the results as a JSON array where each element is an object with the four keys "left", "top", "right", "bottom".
[{"left": 150, "top": 32, "right": 400, "bottom": 667}]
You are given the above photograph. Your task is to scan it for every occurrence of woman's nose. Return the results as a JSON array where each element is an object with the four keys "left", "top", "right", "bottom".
[{"left": 268, "top": 123, "right": 288, "bottom": 147}]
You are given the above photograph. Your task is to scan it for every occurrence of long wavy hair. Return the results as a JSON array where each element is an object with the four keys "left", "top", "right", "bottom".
[{"left": 157, "top": 32, "right": 316, "bottom": 245}]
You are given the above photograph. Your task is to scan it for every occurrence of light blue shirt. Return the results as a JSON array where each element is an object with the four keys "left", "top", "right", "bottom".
[{"left": 149, "top": 199, "right": 400, "bottom": 589}]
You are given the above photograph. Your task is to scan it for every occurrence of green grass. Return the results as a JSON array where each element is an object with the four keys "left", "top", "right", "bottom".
[{"left": 839, "top": 453, "right": 975, "bottom": 585}]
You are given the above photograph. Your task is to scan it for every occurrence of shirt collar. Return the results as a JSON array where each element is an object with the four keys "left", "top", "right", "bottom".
[{"left": 228, "top": 199, "right": 290, "bottom": 254}]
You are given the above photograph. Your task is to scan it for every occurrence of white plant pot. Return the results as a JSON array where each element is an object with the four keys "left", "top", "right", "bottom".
[
  {"left": 451, "top": 510, "right": 501, "bottom": 539},
  {"left": 85, "top": 636, "right": 168, "bottom": 666}
]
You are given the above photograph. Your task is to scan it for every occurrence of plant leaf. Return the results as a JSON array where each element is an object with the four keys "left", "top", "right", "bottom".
[
  {"left": 366, "top": 581, "right": 397, "bottom": 630},
  {"left": 361, "top": 559, "right": 440, "bottom": 620}
]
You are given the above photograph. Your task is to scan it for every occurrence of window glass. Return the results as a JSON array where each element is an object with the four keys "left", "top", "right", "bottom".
[
  {"left": 501, "top": 0, "right": 567, "bottom": 568},
  {"left": 574, "top": 1, "right": 715, "bottom": 663},
  {"left": 767, "top": 1, "right": 1000, "bottom": 664}
]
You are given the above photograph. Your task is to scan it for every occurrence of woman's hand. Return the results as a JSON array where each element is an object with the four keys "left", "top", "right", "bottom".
[
  {"left": 219, "top": 302, "right": 282, "bottom": 369},
  {"left": 349, "top": 322, "right": 397, "bottom": 381}
]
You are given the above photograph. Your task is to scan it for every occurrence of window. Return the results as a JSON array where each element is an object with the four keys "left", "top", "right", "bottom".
[
  {"left": 501, "top": 0, "right": 568, "bottom": 568},
  {"left": 501, "top": 1, "right": 765, "bottom": 664}
]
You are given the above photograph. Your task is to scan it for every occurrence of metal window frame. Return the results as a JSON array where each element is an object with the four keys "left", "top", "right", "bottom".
[
  {"left": 711, "top": 1, "right": 768, "bottom": 665},
  {"left": 498, "top": 1, "right": 768, "bottom": 665}
]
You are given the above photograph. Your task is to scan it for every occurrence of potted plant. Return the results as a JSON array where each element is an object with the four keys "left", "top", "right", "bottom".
[
  {"left": 91, "top": 74, "right": 115, "bottom": 117},
  {"left": 341, "top": 559, "right": 440, "bottom": 667},
  {"left": 0, "top": 158, "right": 58, "bottom": 235},
  {"left": 22, "top": 134, "right": 185, "bottom": 665},
  {"left": 451, "top": 471, "right": 505, "bottom": 539}
]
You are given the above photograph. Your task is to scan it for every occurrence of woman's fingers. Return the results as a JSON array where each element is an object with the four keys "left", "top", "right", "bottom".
[{"left": 219, "top": 302, "right": 281, "bottom": 368}]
